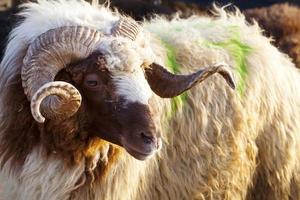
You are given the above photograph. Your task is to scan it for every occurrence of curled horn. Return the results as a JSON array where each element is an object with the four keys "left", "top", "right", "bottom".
[
  {"left": 145, "top": 63, "right": 236, "bottom": 98},
  {"left": 22, "top": 26, "right": 103, "bottom": 123},
  {"left": 111, "top": 17, "right": 141, "bottom": 41}
]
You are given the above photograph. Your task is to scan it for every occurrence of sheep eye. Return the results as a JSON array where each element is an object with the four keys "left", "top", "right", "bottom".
[{"left": 86, "top": 80, "right": 98, "bottom": 87}]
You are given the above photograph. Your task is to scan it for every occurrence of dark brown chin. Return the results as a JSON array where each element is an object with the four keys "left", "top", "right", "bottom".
[{"left": 125, "top": 147, "right": 154, "bottom": 161}]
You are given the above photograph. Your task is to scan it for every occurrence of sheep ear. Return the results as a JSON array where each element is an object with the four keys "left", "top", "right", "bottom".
[{"left": 145, "top": 63, "right": 236, "bottom": 98}]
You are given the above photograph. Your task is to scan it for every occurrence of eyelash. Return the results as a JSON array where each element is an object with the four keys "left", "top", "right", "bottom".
[{"left": 86, "top": 80, "right": 98, "bottom": 87}]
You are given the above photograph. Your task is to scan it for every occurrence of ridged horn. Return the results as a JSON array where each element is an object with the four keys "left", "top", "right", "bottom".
[
  {"left": 111, "top": 18, "right": 141, "bottom": 41},
  {"left": 22, "top": 26, "right": 103, "bottom": 123},
  {"left": 145, "top": 63, "right": 236, "bottom": 98}
]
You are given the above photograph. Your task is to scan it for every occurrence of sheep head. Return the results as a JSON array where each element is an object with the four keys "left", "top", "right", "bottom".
[{"left": 21, "top": 18, "right": 235, "bottom": 161}]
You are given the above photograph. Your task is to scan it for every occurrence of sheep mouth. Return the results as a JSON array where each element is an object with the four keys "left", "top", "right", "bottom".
[
  {"left": 120, "top": 135, "right": 162, "bottom": 160},
  {"left": 124, "top": 147, "right": 154, "bottom": 160}
]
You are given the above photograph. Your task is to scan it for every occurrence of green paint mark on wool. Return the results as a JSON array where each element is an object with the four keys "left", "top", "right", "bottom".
[
  {"left": 158, "top": 26, "right": 252, "bottom": 118},
  {"left": 161, "top": 40, "right": 181, "bottom": 73},
  {"left": 202, "top": 31, "right": 252, "bottom": 96},
  {"left": 175, "top": 27, "right": 183, "bottom": 32},
  {"left": 160, "top": 39, "right": 188, "bottom": 116}
]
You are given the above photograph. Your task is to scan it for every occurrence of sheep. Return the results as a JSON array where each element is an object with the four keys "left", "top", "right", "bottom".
[
  {"left": 244, "top": 3, "right": 300, "bottom": 68},
  {"left": 1, "top": 0, "right": 300, "bottom": 199}
]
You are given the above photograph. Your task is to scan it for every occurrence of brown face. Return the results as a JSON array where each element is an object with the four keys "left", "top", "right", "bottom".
[
  {"left": 65, "top": 52, "right": 161, "bottom": 160},
  {"left": 59, "top": 51, "right": 236, "bottom": 160}
]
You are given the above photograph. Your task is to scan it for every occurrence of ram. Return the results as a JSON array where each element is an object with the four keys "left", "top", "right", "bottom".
[{"left": 1, "top": 0, "right": 300, "bottom": 200}]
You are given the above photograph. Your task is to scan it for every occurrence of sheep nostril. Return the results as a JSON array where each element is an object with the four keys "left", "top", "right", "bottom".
[{"left": 140, "top": 132, "right": 154, "bottom": 144}]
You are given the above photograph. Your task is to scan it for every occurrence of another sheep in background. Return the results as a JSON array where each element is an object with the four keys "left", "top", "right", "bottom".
[{"left": 244, "top": 3, "right": 300, "bottom": 68}]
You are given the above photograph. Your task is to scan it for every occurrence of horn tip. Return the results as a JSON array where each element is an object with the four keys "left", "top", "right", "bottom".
[
  {"left": 214, "top": 63, "right": 236, "bottom": 90},
  {"left": 224, "top": 73, "right": 236, "bottom": 90},
  {"left": 33, "top": 114, "right": 45, "bottom": 123},
  {"left": 228, "top": 79, "right": 236, "bottom": 90}
]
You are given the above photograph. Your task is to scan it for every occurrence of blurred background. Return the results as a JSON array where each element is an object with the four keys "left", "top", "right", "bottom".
[{"left": 1, "top": 0, "right": 300, "bottom": 66}]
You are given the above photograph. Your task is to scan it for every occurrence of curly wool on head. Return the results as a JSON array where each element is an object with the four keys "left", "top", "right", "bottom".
[{"left": 98, "top": 37, "right": 155, "bottom": 73}]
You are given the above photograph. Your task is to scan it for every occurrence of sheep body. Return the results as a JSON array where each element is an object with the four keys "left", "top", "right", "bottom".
[{"left": 1, "top": 1, "right": 300, "bottom": 199}]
